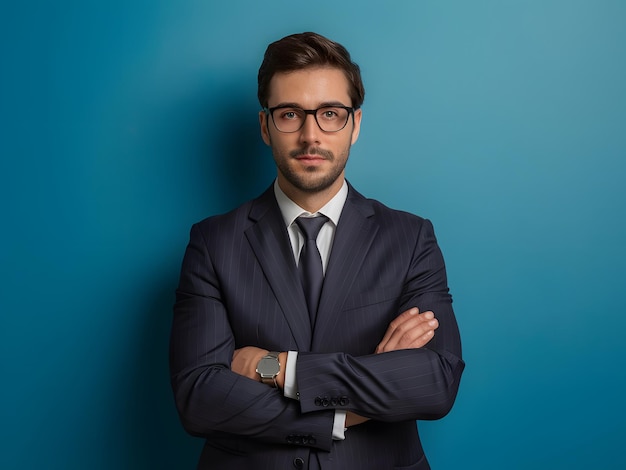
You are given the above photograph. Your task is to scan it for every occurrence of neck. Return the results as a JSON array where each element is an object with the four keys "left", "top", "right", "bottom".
[{"left": 278, "top": 176, "right": 345, "bottom": 213}]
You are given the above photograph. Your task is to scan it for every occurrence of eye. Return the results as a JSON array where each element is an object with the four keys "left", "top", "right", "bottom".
[
  {"left": 318, "top": 107, "right": 346, "bottom": 121},
  {"left": 277, "top": 108, "right": 303, "bottom": 121}
]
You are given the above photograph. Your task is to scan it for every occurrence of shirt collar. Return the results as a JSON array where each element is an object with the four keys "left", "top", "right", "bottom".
[{"left": 274, "top": 179, "right": 348, "bottom": 228}]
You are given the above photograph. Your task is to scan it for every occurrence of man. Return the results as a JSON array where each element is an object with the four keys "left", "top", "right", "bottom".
[{"left": 170, "top": 32, "right": 464, "bottom": 470}]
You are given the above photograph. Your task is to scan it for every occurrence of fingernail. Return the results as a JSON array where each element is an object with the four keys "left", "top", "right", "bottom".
[{"left": 424, "top": 311, "right": 434, "bottom": 320}]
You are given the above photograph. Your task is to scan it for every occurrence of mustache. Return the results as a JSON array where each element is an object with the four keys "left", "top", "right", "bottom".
[{"left": 289, "top": 147, "right": 333, "bottom": 159}]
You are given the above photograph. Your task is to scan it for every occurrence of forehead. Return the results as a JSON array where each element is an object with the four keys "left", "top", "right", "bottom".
[{"left": 267, "top": 67, "right": 351, "bottom": 107}]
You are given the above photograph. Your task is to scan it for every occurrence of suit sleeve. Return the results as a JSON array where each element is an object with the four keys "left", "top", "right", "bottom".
[
  {"left": 169, "top": 223, "right": 335, "bottom": 451},
  {"left": 296, "top": 219, "right": 465, "bottom": 421}
]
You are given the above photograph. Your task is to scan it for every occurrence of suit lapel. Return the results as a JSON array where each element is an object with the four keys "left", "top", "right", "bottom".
[
  {"left": 245, "top": 187, "right": 312, "bottom": 350},
  {"left": 313, "top": 185, "right": 379, "bottom": 349}
]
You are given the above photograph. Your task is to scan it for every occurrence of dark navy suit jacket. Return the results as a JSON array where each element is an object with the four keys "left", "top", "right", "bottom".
[{"left": 170, "top": 183, "right": 464, "bottom": 470}]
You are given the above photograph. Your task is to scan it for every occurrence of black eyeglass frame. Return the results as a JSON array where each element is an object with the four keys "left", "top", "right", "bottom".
[{"left": 263, "top": 105, "right": 355, "bottom": 133}]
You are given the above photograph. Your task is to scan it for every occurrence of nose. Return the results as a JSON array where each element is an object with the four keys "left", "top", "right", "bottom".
[{"left": 298, "top": 113, "right": 321, "bottom": 145}]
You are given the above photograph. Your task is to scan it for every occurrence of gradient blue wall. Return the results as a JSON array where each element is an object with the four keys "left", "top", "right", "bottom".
[{"left": 1, "top": 1, "right": 625, "bottom": 468}]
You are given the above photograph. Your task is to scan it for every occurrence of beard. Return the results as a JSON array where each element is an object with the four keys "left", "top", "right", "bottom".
[{"left": 272, "top": 145, "right": 350, "bottom": 194}]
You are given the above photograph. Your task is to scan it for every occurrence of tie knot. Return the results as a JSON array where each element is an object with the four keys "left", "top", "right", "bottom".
[{"left": 296, "top": 215, "right": 329, "bottom": 241}]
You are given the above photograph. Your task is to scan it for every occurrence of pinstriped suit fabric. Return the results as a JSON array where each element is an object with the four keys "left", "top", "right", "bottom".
[{"left": 170, "top": 183, "right": 464, "bottom": 469}]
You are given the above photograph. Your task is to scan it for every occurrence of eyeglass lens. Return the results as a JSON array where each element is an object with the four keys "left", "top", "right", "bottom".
[{"left": 272, "top": 107, "right": 350, "bottom": 132}]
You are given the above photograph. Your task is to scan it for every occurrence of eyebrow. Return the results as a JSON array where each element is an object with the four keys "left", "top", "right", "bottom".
[{"left": 271, "top": 101, "right": 350, "bottom": 109}]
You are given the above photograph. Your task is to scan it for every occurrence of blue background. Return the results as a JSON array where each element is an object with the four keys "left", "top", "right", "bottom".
[{"left": 1, "top": 1, "right": 625, "bottom": 468}]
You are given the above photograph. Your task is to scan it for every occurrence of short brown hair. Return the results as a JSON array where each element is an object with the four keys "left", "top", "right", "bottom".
[{"left": 257, "top": 32, "right": 365, "bottom": 109}]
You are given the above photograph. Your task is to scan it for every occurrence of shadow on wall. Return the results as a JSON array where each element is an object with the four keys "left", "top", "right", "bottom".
[
  {"left": 211, "top": 78, "right": 275, "bottom": 209},
  {"left": 169, "top": 70, "right": 275, "bottom": 216},
  {"left": 119, "top": 71, "right": 274, "bottom": 466},
  {"left": 123, "top": 273, "right": 203, "bottom": 467}
]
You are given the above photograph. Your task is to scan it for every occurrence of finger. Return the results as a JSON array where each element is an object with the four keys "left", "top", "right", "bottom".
[
  {"left": 378, "top": 316, "right": 438, "bottom": 352},
  {"left": 413, "top": 328, "right": 436, "bottom": 349},
  {"left": 399, "top": 317, "right": 438, "bottom": 349},
  {"left": 376, "top": 309, "right": 422, "bottom": 353},
  {"left": 375, "top": 308, "right": 438, "bottom": 354},
  {"left": 377, "top": 307, "right": 420, "bottom": 351},
  {"left": 377, "top": 308, "right": 435, "bottom": 352}
]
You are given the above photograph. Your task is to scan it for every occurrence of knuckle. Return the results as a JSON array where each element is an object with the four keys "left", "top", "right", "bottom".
[{"left": 398, "top": 331, "right": 415, "bottom": 347}]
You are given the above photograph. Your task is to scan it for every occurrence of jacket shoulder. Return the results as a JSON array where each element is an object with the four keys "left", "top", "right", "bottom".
[
  {"left": 348, "top": 184, "right": 428, "bottom": 227},
  {"left": 192, "top": 185, "right": 275, "bottom": 236}
]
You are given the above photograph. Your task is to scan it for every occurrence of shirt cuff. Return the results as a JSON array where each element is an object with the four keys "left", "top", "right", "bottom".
[
  {"left": 283, "top": 351, "right": 299, "bottom": 400},
  {"left": 332, "top": 410, "right": 347, "bottom": 440}
]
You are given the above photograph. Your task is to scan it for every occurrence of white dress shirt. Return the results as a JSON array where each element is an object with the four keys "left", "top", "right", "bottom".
[{"left": 274, "top": 179, "right": 348, "bottom": 440}]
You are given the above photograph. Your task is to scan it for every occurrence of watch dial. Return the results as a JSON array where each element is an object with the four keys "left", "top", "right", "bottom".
[{"left": 259, "top": 357, "right": 280, "bottom": 375}]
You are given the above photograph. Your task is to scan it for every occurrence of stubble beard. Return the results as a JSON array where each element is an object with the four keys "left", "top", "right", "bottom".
[{"left": 274, "top": 145, "right": 350, "bottom": 194}]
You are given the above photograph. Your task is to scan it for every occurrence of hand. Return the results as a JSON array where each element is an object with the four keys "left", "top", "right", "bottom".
[
  {"left": 375, "top": 308, "right": 438, "bottom": 353},
  {"left": 231, "top": 346, "right": 288, "bottom": 389},
  {"left": 231, "top": 346, "right": 268, "bottom": 380}
]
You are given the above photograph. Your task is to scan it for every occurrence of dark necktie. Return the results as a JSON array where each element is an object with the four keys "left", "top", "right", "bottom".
[{"left": 295, "top": 215, "right": 329, "bottom": 325}]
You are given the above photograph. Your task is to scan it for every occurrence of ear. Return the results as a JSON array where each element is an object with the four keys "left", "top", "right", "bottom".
[
  {"left": 259, "top": 110, "right": 271, "bottom": 146},
  {"left": 350, "top": 108, "right": 362, "bottom": 145}
]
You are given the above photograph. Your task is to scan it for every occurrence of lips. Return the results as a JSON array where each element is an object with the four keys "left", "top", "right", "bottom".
[
  {"left": 296, "top": 154, "right": 325, "bottom": 161},
  {"left": 290, "top": 147, "right": 333, "bottom": 161},
  {"left": 295, "top": 157, "right": 326, "bottom": 169}
]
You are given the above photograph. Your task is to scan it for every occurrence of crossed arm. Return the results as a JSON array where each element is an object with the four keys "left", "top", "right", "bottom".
[
  {"left": 171, "top": 218, "right": 464, "bottom": 449},
  {"left": 231, "top": 307, "right": 439, "bottom": 428}
]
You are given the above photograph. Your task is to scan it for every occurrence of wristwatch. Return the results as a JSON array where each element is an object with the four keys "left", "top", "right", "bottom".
[{"left": 256, "top": 351, "right": 281, "bottom": 388}]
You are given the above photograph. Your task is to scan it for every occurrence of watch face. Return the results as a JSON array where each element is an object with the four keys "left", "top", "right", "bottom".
[{"left": 257, "top": 356, "right": 280, "bottom": 376}]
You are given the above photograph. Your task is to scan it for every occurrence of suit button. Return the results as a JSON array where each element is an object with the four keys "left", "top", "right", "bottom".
[
  {"left": 321, "top": 397, "right": 329, "bottom": 407},
  {"left": 314, "top": 396, "right": 322, "bottom": 406},
  {"left": 339, "top": 396, "right": 349, "bottom": 406},
  {"left": 293, "top": 457, "right": 305, "bottom": 468},
  {"left": 330, "top": 397, "right": 338, "bottom": 406}
]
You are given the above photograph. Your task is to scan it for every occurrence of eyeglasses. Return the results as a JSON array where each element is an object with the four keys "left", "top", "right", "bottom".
[{"left": 264, "top": 105, "right": 354, "bottom": 133}]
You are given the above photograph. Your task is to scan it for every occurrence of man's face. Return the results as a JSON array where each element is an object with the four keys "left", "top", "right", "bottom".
[{"left": 259, "top": 67, "right": 362, "bottom": 199}]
